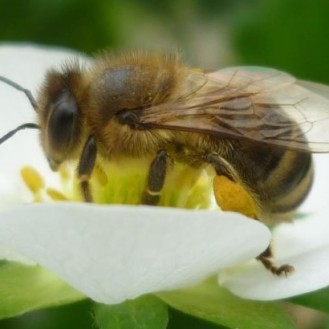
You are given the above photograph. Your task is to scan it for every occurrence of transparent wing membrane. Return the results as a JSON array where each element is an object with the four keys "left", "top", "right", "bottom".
[{"left": 140, "top": 67, "right": 329, "bottom": 153}]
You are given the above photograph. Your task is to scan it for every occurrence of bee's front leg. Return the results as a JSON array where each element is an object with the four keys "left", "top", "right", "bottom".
[
  {"left": 77, "top": 135, "right": 97, "bottom": 202},
  {"left": 142, "top": 149, "right": 169, "bottom": 205}
]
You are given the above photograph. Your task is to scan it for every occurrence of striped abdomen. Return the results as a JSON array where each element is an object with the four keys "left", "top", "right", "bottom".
[{"left": 230, "top": 141, "right": 313, "bottom": 224}]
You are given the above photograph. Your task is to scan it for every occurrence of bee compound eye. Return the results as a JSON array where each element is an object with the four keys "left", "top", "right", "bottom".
[{"left": 47, "top": 95, "right": 80, "bottom": 155}]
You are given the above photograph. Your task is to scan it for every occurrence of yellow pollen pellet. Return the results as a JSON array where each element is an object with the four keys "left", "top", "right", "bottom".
[
  {"left": 46, "top": 188, "right": 69, "bottom": 201},
  {"left": 20, "top": 166, "right": 45, "bottom": 193},
  {"left": 213, "top": 175, "right": 259, "bottom": 219}
]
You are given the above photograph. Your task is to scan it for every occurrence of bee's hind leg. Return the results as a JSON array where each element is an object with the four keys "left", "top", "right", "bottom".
[
  {"left": 257, "top": 245, "right": 294, "bottom": 276},
  {"left": 142, "top": 149, "right": 169, "bottom": 205},
  {"left": 205, "top": 153, "right": 294, "bottom": 276},
  {"left": 77, "top": 135, "right": 97, "bottom": 202},
  {"left": 205, "top": 153, "right": 259, "bottom": 218}
]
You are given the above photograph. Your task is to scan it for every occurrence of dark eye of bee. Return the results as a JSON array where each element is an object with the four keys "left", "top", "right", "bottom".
[{"left": 47, "top": 91, "right": 79, "bottom": 154}]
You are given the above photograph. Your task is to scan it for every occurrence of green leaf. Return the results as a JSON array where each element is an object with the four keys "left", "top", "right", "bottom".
[
  {"left": 168, "top": 308, "right": 226, "bottom": 329},
  {"left": 289, "top": 287, "right": 329, "bottom": 314},
  {"left": 0, "top": 300, "right": 94, "bottom": 329},
  {"left": 94, "top": 295, "right": 168, "bottom": 329},
  {"left": 158, "top": 278, "right": 295, "bottom": 329},
  {"left": 0, "top": 262, "right": 85, "bottom": 319}
]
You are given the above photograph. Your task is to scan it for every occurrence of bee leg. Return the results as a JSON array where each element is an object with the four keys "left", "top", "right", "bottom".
[
  {"left": 205, "top": 154, "right": 259, "bottom": 218},
  {"left": 205, "top": 153, "right": 294, "bottom": 276},
  {"left": 257, "top": 246, "right": 295, "bottom": 276},
  {"left": 142, "top": 149, "right": 168, "bottom": 205},
  {"left": 204, "top": 153, "right": 236, "bottom": 180},
  {"left": 77, "top": 135, "right": 97, "bottom": 203}
]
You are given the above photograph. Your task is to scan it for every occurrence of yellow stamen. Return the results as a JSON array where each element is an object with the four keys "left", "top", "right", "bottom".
[
  {"left": 46, "top": 188, "right": 69, "bottom": 201},
  {"left": 58, "top": 164, "right": 71, "bottom": 181},
  {"left": 94, "top": 164, "right": 108, "bottom": 186},
  {"left": 20, "top": 166, "right": 45, "bottom": 193}
]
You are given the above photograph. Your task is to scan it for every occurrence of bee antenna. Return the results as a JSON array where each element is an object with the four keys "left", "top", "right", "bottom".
[
  {"left": 0, "top": 123, "right": 40, "bottom": 145},
  {"left": 0, "top": 75, "right": 38, "bottom": 112}
]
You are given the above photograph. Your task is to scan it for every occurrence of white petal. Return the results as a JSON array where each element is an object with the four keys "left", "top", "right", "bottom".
[
  {"left": 0, "top": 242, "right": 35, "bottom": 264},
  {"left": 0, "top": 45, "right": 88, "bottom": 205},
  {"left": 219, "top": 209, "right": 329, "bottom": 300},
  {"left": 300, "top": 153, "right": 329, "bottom": 213},
  {"left": 0, "top": 203, "right": 270, "bottom": 304}
]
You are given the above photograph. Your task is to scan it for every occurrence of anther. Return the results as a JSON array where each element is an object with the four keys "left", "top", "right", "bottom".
[
  {"left": 20, "top": 166, "right": 45, "bottom": 193},
  {"left": 46, "top": 188, "right": 68, "bottom": 201}
]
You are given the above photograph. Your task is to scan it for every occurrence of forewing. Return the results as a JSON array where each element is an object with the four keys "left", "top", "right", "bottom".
[{"left": 139, "top": 67, "right": 329, "bottom": 153}]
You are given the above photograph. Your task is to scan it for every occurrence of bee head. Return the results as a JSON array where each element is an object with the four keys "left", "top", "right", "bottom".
[{"left": 38, "top": 65, "right": 85, "bottom": 171}]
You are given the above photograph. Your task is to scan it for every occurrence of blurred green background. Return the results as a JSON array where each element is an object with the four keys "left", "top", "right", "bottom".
[
  {"left": 1, "top": 0, "right": 329, "bottom": 328},
  {"left": 1, "top": 0, "right": 329, "bottom": 83}
]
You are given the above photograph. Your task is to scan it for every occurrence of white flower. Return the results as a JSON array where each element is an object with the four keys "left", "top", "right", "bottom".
[
  {"left": 219, "top": 205, "right": 329, "bottom": 300},
  {"left": 0, "top": 44, "right": 328, "bottom": 305},
  {"left": 0, "top": 203, "right": 270, "bottom": 304}
]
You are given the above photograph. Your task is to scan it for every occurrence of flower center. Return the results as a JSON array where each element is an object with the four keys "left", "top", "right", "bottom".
[
  {"left": 20, "top": 159, "right": 213, "bottom": 209},
  {"left": 20, "top": 166, "right": 68, "bottom": 202}
]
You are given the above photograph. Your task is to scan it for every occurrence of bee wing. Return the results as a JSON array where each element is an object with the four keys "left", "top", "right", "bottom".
[{"left": 140, "top": 67, "right": 329, "bottom": 153}]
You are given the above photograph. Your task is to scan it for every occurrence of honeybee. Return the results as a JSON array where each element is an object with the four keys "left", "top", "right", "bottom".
[{"left": 1, "top": 51, "right": 329, "bottom": 275}]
